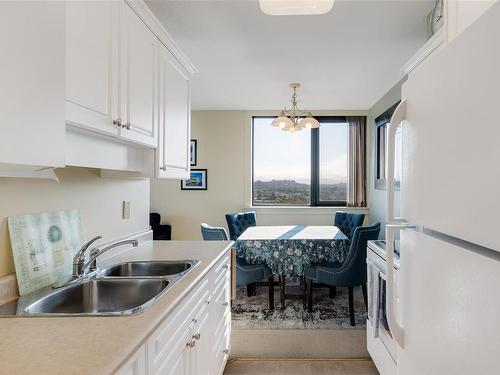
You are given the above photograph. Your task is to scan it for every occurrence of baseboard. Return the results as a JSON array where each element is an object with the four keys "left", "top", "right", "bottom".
[{"left": 230, "top": 329, "right": 369, "bottom": 359}]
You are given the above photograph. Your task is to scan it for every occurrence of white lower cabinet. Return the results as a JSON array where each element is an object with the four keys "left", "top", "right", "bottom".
[
  {"left": 117, "top": 252, "right": 231, "bottom": 375},
  {"left": 116, "top": 345, "right": 147, "bottom": 375}
]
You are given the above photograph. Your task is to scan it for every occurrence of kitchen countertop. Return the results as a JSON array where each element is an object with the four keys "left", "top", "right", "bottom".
[{"left": 0, "top": 240, "right": 233, "bottom": 375}]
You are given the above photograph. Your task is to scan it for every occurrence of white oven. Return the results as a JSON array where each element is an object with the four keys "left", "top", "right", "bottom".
[{"left": 366, "top": 240, "right": 400, "bottom": 375}]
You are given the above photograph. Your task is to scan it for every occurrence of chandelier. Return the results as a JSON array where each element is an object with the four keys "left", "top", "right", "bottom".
[{"left": 271, "top": 83, "right": 320, "bottom": 133}]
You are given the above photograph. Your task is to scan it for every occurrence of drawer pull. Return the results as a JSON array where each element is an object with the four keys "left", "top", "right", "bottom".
[
  {"left": 112, "top": 118, "right": 122, "bottom": 127},
  {"left": 186, "top": 340, "right": 196, "bottom": 348},
  {"left": 223, "top": 264, "right": 229, "bottom": 269},
  {"left": 193, "top": 333, "right": 201, "bottom": 340},
  {"left": 223, "top": 349, "right": 229, "bottom": 354},
  {"left": 192, "top": 318, "right": 198, "bottom": 324},
  {"left": 205, "top": 300, "right": 210, "bottom": 305},
  {"left": 222, "top": 302, "right": 229, "bottom": 307}
]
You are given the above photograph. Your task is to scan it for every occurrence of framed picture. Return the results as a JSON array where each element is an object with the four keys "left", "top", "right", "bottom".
[
  {"left": 190, "top": 139, "right": 197, "bottom": 166},
  {"left": 181, "top": 169, "right": 207, "bottom": 190}
]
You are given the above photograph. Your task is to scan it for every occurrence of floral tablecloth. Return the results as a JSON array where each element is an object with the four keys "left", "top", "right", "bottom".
[{"left": 234, "top": 225, "right": 349, "bottom": 276}]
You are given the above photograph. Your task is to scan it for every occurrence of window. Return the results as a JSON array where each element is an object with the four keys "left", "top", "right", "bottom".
[
  {"left": 252, "top": 116, "right": 352, "bottom": 206},
  {"left": 252, "top": 117, "right": 311, "bottom": 205}
]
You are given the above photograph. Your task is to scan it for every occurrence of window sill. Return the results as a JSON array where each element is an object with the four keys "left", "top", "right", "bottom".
[{"left": 247, "top": 206, "right": 369, "bottom": 215}]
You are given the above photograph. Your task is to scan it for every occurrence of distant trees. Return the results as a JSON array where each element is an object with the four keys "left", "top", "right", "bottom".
[{"left": 253, "top": 179, "right": 347, "bottom": 205}]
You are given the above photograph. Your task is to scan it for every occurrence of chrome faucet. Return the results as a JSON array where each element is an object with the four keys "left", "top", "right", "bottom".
[{"left": 72, "top": 236, "right": 139, "bottom": 278}]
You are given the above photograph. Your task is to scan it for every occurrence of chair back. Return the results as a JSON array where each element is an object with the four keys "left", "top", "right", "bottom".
[
  {"left": 225, "top": 212, "right": 256, "bottom": 241},
  {"left": 341, "top": 222, "right": 381, "bottom": 285},
  {"left": 200, "top": 223, "right": 229, "bottom": 241},
  {"left": 149, "top": 212, "right": 161, "bottom": 229},
  {"left": 334, "top": 211, "right": 365, "bottom": 240}
]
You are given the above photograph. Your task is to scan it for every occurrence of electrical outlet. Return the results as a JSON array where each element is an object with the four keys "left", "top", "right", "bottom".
[{"left": 122, "top": 201, "right": 130, "bottom": 219}]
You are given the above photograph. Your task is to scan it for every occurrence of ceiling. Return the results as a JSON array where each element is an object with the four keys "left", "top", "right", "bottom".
[{"left": 146, "top": 0, "right": 434, "bottom": 110}]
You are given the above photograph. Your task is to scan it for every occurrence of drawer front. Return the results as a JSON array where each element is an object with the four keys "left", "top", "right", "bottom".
[
  {"left": 212, "top": 251, "right": 230, "bottom": 286},
  {"left": 148, "top": 277, "right": 210, "bottom": 375}
]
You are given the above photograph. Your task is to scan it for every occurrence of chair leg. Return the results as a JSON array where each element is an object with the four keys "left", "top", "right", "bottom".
[
  {"left": 268, "top": 276, "right": 274, "bottom": 310},
  {"left": 247, "top": 283, "right": 256, "bottom": 297},
  {"left": 279, "top": 274, "right": 286, "bottom": 309},
  {"left": 361, "top": 283, "right": 368, "bottom": 310},
  {"left": 348, "top": 286, "right": 355, "bottom": 326},
  {"left": 329, "top": 286, "right": 337, "bottom": 298},
  {"left": 301, "top": 276, "right": 307, "bottom": 309},
  {"left": 307, "top": 278, "right": 313, "bottom": 313}
]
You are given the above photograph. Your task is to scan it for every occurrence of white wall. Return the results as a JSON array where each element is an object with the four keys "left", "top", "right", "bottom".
[
  {"left": 150, "top": 110, "right": 368, "bottom": 240},
  {"left": 366, "top": 78, "right": 405, "bottom": 238},
  {"left": 0, "top": 167, "right": 150, "bottom": 277}
]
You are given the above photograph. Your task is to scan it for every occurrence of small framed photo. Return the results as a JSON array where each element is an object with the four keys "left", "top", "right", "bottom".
[
  {"left": 181, "top": 169, "right": 207, "bottom": 190},
  {"left": 190, "top": 139, "right": 197, "bottom": 166}
]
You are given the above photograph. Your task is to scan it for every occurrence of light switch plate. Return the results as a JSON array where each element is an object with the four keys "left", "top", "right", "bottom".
[{"left": 122, "top": 201, "right": 130, "bottom": 219}]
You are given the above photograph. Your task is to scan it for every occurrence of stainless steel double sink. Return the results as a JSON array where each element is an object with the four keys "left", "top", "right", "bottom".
[{"left": 9, "top": 260, "right": 198, "bottom": 317}]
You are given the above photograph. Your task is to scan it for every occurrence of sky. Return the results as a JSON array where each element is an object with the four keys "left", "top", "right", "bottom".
[{"left": 253, "top": 117, "right": 348, "bottom": 184}]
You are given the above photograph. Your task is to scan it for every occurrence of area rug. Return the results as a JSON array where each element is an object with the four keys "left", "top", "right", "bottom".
[{"left": 231, "top": 281, "right": 367, "bottom": 330}]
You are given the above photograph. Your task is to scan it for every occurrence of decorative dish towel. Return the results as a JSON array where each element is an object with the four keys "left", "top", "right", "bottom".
[
  {"left": 366, "top": 258, "right": 381, "bottom": 338},
  {"left": 8, "top": 209, "right": 86, "bottom": 296}
]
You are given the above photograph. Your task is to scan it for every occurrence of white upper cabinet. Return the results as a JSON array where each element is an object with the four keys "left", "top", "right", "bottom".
[
  {"left": 66, "top": 1, "right": 119, "bottom": 136},
  {"left": 0, "top": 1, "right": 65, "bottom": 169},
  {"left": 119, "top": 1, "right": 159, "bottom": 148},
  {"left": 157, "top": 44, "right": 191, "bottom": 179}
]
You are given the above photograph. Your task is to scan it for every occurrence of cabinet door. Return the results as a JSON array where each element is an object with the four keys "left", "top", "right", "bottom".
[
  {"left": 115, "top": 344, "right": 147, "bottom": 375},
  {"left": 190, "top": 303, "right": 212, "bottom": 375},
  {"left": 119, "top": 1, "right": 158, "bottom": 147},
  {"left": 0, "top": 1, "right": 65, "bottom": 168},
  {"left": 157, "top": 44, "right": 191, "bottom": 179},
  {"left": 159, "top": 331, "right": 191, "bottom": 375},
  {"left": 66, "top": 0, "right": 119, "bottom": 136}
]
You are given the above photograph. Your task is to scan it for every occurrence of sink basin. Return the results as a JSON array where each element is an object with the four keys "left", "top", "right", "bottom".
[
  {"left": 99, "top": 260, "right": 197, "bottom": 278},
  {"left": 24, "top": 279, "right": 169, "bottom": 315}
]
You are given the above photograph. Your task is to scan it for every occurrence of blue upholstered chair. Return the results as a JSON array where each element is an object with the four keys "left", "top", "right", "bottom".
[
  {"left": 200, "top": 223, "right": 229, "bottom": 241},
  {"left": 304, "top": 222, "right": 381, "bottom": 326},
  {"left": 225, "top": 212, "right": 257, "bottom": 241},
  {"left": 224, "top": 212, "right": 275, "bottom": 309},
  {"left": 334, "top": 211, "right": 365, "bottom": 240}
]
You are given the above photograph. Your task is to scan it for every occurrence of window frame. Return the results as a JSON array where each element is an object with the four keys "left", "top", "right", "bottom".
[
  {"left": 311, "top": 116, "right": 348, "bottom": 206},
  {"left": 252, "top": 115, "right": 349, "bottom": 207},
  {"left": 374, "top": 102, "right": 400, "bottom": 190}
]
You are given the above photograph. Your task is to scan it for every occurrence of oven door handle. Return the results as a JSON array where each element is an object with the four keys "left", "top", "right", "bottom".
[{"left": 385, "top": 223, "right": 414, "bottom": 348}]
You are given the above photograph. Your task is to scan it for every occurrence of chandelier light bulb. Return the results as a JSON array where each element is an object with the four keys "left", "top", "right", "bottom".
[{"left": 271, "top": 84, "right": 319, "bottom": 133}]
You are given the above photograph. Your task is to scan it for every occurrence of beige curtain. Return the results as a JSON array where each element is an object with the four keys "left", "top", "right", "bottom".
[{"left": 347, "top": 116, "right": 366, "bottom": 207}]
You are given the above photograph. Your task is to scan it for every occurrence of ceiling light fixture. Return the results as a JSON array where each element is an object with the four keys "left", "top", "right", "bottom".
[
  {"left": 271, "top": 83, "right": 319, "bottom": 133},
  {"left": 259, "top": 0, "right": 335, "bottom": 16}
]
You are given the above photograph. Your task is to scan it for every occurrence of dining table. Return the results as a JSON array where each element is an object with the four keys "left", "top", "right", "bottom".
[{"left": 234, "top": 225, "right": 349, "bottom": 308}]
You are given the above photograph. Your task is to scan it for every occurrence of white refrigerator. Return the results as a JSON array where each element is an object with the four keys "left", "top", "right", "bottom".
[{"left": 383, "top": 2, "right": 500, "bottom": 374}]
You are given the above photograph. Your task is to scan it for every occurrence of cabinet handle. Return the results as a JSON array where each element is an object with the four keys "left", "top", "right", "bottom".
[
  {"left": 223, "top": 349, "right": 229, "bottom": 354},
  {"left": 205, "top": 299, "right": 210, "bottom": 305},
  {"left": 160, "top": 165, "right": 167, "bottom": 171},
  {"left": 222, "top": 302, "right": 229, "bottom": 307},
  {"left": 192, "top": 318, "right": 197, "bottom": 324},
  {"left": 112, "top": 118, "right": 122, "bottom": 127},
  {"left": 122, "top": 121, "right": 131, "bottom": 130},
  {"left": 223, "top": 264, "right": 229, "bottom": 269},
  {"left": 186, "top": 340, "right": 196, "bottom": 348},
  {"left": 193, "top": 333, "right": 201, "bottom": 340}
]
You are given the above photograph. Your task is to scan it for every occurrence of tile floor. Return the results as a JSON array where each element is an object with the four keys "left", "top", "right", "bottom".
[{"left": 224, "top": 359, "right": 379, "bottom": 375}]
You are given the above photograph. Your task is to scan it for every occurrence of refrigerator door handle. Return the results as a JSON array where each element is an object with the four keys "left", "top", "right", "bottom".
[
  {"left": 387, "top": 99, "right": 407, "bottom": 223},
  {"left": 385, "top": 223, "right": 417, "bottom": 349}
]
